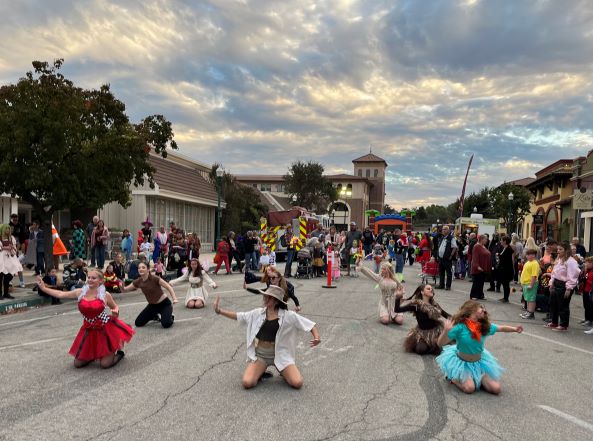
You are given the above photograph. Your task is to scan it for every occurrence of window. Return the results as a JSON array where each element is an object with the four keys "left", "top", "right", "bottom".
[
  {"left": 260, "top": 183, "right": 271, "bottom": 191},
  {"left": 275, "top": 184, "right": 284, "bottom": 193},
  {"left": 358, "top": 169, "right": 362, "bottom": 177},
  {"left": 374, "top": 169, "right": 378, "bottom": 178},
  {"left": 366, "top": 169, "right": 370, "bottom": 178}
]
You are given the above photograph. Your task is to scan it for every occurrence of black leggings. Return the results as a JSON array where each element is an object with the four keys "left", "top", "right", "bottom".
[
  {"left": 0, "top": 273, "right": 13, "bottom": 296},
  {"left": 135, "top": 298, "right": 174, "bottom": 328}
]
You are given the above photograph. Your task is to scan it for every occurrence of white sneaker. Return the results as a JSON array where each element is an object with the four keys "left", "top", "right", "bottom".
[
  {"left": 584, "top": 328, "right": 593, "bottom": 335},
  {"left": 19, "top": 282, "right": 26, "bottom": 288},
  {"left": 581, "top": 320, "right": 593, "bottom": 327}
]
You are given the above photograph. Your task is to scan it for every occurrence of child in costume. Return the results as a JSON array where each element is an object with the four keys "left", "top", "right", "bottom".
[
  {"left": 154, "top": 257, "right": 165, "bottom": 279},
  {"left": 372, "top": 243, "right": 384, "bottom": 274},
  {"left": 349, "top": 240, "right": 362, "bottom": 278},
  {"left": 436, "top": 300, "right": 523, "bottom": 394},
  {"left": 103, "top": 264, "right": 123, "bottom": 293},
  {"left": 36, "top": 270, "right": 134, "bottom": 368}
]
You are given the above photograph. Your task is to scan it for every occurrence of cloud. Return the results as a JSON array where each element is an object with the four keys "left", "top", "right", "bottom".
[{"left": 1, "top": 0, "right": 592, "bottom": 210}]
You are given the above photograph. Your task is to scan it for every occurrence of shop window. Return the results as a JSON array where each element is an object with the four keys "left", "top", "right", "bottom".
[
  {"left": 374, "top": 169, "right": 378, "bottom": 178},
  {"left": 366, "top": 169, "right": 370, "bottom": 178},
  {"left": 358, "top": 169, "right": 362, "bottom": 177}
]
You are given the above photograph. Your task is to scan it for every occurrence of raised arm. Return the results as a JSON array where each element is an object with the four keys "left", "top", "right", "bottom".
[
  {"left": 36, "top": 277, "right": 80, "bottom": 299},
  {"left": 213, "top": 295, "right": 237, "bottom": 320},
  {"left": 358, "top": 264, "right": 382, "bottom": 283},
  {"left": 158, "top": 278, "right": 178, "bottom": 303},
  {"left": 393, "top": 296, "right": 417, "bottom": 313}
]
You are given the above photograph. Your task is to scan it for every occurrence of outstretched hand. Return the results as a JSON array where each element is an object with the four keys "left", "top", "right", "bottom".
[
  {"left": 36, "top": 276, "right": 44, "bottom": 288},
  {"left": 310, "top": 337, "right": 321, "bottom": 347},
  {"left": 515, "top": 325, "right": 524, "bottom": 333}
]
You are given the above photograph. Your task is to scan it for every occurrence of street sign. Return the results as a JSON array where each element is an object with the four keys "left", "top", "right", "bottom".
[{"left": 573, "top": 189, "right": 593, "bottom": 210}]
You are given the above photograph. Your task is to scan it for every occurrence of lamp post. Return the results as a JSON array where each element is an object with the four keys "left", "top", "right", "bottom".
[
  {"left": 508, "top": 191, "right": 514, "bottom": 235},
  {"left": 215, "top": 168, "right": 224, "bottom": 247}
]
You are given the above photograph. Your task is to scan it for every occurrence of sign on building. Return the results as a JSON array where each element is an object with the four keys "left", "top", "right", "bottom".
[{"left": 573, "top": 188, "right": 593, "bottom": 210}]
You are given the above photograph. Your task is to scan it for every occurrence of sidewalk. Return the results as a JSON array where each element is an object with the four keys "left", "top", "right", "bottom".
[{"left": 0, "top": 252, "right": 219, "bottom": 315}]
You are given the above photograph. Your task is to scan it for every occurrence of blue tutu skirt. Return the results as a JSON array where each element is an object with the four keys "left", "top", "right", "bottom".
[{"left": 435, "top": 345, "right": 503, "bottom": 389}]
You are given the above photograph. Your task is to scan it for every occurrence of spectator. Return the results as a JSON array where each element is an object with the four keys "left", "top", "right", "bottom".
[
  {"left": 545, "top": 241, "right": 580, "bottom": 331},
  {"left": 29, "top": 221, "right": 45, "bottom": 276},
  {"left": 120, "top": 229, "right": 133, "bottom": 262},
  {"left": 213, "top": 235, "right": 231, "bottom": 275},
  {"left": 572, "top": 237, "right": 587, "bottom": 258},
  {"left": 86, "top": 216, "right": 98, "bottom": 267},
  {"left": 111, "top": 253, "right": 126, "bottom": 281},
  {"left": 9, "top": 214, "right": 26, "bottom": 288},
  {"left": 63, "top": 258, "right": 88, "bottom": 291},
  {"left": 344, "top": 222, "right": 362, "bottom": 277},
  {"left": 37, "top": 267, "right": 62, "bottom": 304},
  {"left": 498, "top": 236, "right": 514, "bottom": 303},
  {"left": 227, "top": 231, "right": 242, "bottom": 273},
  {"left": 0, "top": 223, "right": 23, "bottom": 299},
  {"left": 71, "top": 220, "right": 87, "bottom": 260},
  {"left": 470, "top": 235, "right": 491, "bottom": 300},
  {"left": 91, "top": 220, "right": 109, "bottom": 270},
  {"left": 520, "top": 249, "right": 541, "bottom": 320},
  {"left": 437, "top": 226, "right": 457, "bottom": 291},
  {"left": 154, "top": 225, "right": 169, "bottom": 264},
  {"left": 283, "top": 225, "right": 298, "bottom": 278},
  {"left": 104, "top": 264, "right": 123, "bottom": 293}
]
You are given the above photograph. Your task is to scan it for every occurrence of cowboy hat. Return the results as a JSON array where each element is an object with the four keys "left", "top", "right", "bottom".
[{"left": 246, "top": 285, "right": 287, "bottom": 304}]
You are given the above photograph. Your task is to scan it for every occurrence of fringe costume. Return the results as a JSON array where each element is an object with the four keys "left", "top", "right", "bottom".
[{"left": 394, "top": 298, "right": 450, "bottom": 355}]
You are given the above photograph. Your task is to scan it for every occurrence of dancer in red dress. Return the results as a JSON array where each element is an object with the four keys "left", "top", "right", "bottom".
[{"left": 36, "top": 269, "right": 134, "bottom": 368}]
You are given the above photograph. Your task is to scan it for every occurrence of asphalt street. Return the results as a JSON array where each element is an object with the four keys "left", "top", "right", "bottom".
[{"left": 1, "top": 262, "right": 592, "bottom": 441}]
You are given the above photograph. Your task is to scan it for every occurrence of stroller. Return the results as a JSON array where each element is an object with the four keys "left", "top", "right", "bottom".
[
  {"left": 295, "top": 247, "right": 314, "bottom": 279},
  {"left": 420, "top": 260, "right": 439, "bottom": 285}
]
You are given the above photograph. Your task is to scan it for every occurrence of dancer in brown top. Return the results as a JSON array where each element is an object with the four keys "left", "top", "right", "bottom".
[
  {"left": 394, "top": 284, "right": 450, "bottom": 355},
  {"left": 122, "top": 262, "right": 178, "bottom": 328}
]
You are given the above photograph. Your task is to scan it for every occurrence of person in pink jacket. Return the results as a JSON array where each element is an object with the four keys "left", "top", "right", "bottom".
[{"left": 545, "top": 241, "right": 580, "bottom": 331}]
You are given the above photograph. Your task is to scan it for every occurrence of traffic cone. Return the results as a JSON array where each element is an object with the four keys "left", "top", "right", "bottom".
[{"left": 52, "top": 225, "right": 68, "bottom": 256}]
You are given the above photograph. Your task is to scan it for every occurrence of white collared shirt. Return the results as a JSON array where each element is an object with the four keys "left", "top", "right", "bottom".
[{"left": 236, "top": 308, "right": 316, "bottom": 371}]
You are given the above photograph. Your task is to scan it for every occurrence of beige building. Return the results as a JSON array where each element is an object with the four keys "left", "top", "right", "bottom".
[
  {"left": 235, "top": 152, "right": 387, "bottom": 229},
  {"left": 99, "top": 151, "right": 223, "bottom": 250}
]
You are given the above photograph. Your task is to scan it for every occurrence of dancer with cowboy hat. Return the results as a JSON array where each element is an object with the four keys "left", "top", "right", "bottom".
[{"left": 213, "top": 285, "right": 321, "bottom": 389}]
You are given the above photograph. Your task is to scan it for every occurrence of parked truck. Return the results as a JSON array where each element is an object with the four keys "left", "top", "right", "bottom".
[{"left": 260, "top": 207, "right": 319, "bottom": 261}]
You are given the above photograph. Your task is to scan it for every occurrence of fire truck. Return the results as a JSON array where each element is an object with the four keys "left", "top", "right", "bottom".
[{"left": 260, "top": 207, "right": 319, "bottom": 261}]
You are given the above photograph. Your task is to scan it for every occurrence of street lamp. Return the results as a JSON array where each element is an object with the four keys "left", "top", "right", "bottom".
[
  {"left": 508, "top": 191, "right": 514, "bottom": 235},
  {"left": 215, "top": 168, "right": 224, "bottom": 247}
]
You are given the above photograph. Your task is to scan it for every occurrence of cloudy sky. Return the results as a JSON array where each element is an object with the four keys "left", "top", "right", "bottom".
[{"left": 2, "top": 0, "right": 592, "bottom": 209}]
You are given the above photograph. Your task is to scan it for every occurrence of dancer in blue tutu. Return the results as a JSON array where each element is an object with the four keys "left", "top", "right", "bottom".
[{"left": 436, "top": 300, "right": 523, "bottom": 394}]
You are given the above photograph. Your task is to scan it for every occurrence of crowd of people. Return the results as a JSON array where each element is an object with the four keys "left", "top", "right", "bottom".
[{"left": 2, "top": 214, "right": 590, "bottom": 397}]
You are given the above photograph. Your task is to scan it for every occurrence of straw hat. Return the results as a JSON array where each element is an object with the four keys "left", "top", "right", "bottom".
[{"left": 246, "top": 285, "right": 287, "bottom": 304}]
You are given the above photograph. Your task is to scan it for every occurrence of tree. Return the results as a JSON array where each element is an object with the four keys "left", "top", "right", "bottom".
[
  {"left": 383, "top": 204, "right": 397, "bottom": 214},
  {"left": 489, "top": 183, "right": 531, "bottom": 233},
  {"left": 209, "top": 165, "right": 268, "bottom": 234},
  {"left": 0, "top": 59, "right": 178, "bottom": 270},
  {"left": 283, "top": 161, "right": 337, "bottom": 213}
]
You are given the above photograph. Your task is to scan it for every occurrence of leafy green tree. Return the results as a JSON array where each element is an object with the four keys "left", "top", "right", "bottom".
[
  {"left": 283, "top": 161, "right": 337, "bottom": 213},
  {"left": 489, "top": 183, "right": 532, "bottom": 233},
  {"left": 383, "top": 204, "right": 397, "bottom": 214},
  {"left": 209, "top": 165, "right": 267, "bottom": 234},
  {"left": 0, "top": 60, "right": 177, "bottom": 270}
]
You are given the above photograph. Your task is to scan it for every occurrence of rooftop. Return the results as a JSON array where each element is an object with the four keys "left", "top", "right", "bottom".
[{"left": 352, "top": 152, "right": 387, "bottom": 165}]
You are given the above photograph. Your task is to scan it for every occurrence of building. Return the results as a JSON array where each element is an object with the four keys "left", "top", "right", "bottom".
[
  {"left": 571, "top": 150, "right": 593, "bottom": 252},
  {"left": 525, "top": 159, "right": 574, "bottom": 242},
  {"left": 99, "top": 151, "right": 223, "bottom": 250},
  {"left": 235, "top": 152, "right": 388, "bottom": 229}
]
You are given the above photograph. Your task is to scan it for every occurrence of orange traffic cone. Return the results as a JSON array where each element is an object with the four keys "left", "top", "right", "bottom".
[{"left": 52, "top": 225, "right": 69, "bottom": 256}]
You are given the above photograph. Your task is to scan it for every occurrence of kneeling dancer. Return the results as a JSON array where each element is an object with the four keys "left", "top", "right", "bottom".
[
  {"left": 122, "top": 262, "right": 178, "bottom": 328},
  {"left": 358, "top": 260, "right": 404, "bottom": 325},
  {"left": 394, "top": 284, "right": 450, "bottom": 355},
  {"left": 170, "top": 258, "right": 217, "bottom": 309},
  {"left": 436, "top": 300, "right": 522, "bottom": 394},
  {"left": 213, "top": 285, "right": 320, "bottom": 389},
  {"left": 36, "top": 270, "right": 134, "bottom": 368}
]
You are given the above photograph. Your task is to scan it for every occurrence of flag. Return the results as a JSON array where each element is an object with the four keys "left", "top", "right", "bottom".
[{"left": 459, "top": 154, "right": 474, "bottom": 218}]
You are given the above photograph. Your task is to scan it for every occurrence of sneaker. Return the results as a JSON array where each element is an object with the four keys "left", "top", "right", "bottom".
[
  {"left": 584, "top": 328, "right": 593, "bottom": 335},
  {"left": 578, "top": 319, "right": 587, "bottom": 324},
  {"left": 552, "top": 326, "right": 568, "bottom": 332},
  {"left": 498, "top": 298, "right": 509, "bottom": 303},
  {"left": 19, "top": 282, "right": 26, "bottom": 288},
  {"left": 544, "top": 322, "right": 558, "bottom": 328},
  {"left": 581, "top": 320, "right": 592, "bottom": 327},
  {"left": 521, "top": 313, "right": 535, "bottom": 320}
]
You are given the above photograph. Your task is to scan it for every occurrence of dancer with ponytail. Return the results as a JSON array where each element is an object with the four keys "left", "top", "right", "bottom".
[
  {"left": 36, "top": 270, "right": 134, "bottom": 368},
  {"left": 436, "top": 300, "right": 522, "bottom": 394},
  {"left": 394, "top": 284, "right": 450, "bottom": 355}
]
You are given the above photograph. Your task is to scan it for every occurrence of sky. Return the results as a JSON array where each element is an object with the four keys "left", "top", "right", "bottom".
[{"left": 1, "top": 0, "right": 593, "bottom": 210}]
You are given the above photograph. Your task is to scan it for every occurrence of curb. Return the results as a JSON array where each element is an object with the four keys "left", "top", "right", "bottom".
[{"left": 0, "top": 295, "right": 51, "bottom": 315}]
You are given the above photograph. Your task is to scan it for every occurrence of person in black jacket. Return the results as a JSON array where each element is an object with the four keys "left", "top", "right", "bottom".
[
  {"left": 244, "top": 266, "right": 300, "bottom": 310},
  {"left": 497, "top": 236, "right": 515, "bottom": 302}
]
